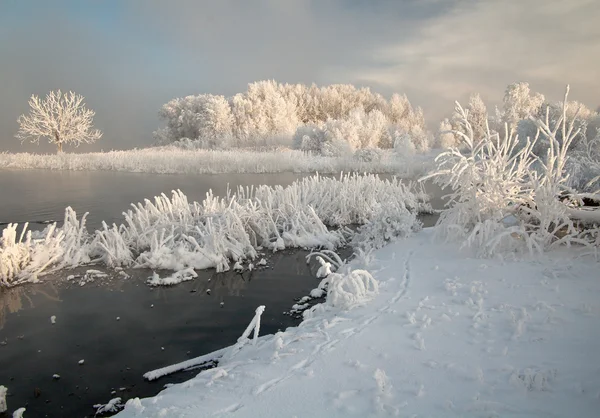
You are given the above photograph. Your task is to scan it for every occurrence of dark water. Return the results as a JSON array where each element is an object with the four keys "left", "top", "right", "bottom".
[
  {"left": 0, "top": 249, "right": 343, "bottom": 417},
  {"left": 0, "top": 169, "right": 444, "bottom": 230},
  {"left": 0, "top": 170, "right": 310, "bottom": 230},
  {"left": 0, "top": 169, "right": 442, "bottom": 417}
]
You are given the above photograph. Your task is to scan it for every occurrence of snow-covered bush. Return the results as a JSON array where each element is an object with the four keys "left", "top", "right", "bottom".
[
  {"left": 567, "top": 129, "right": 600, "bottom": 191},
  {"left": 450, "top": 82, "right": 599, "bottom": 196},
  {"left": 449, "top": 94, "right": 490, "bottom": 146},
  {"left": 424, "top": 86, "right": 598, "bottom": 257},
  {"left": 155, "top": 94, "right": 233, "bottom": 148},
  {"left": 351, "top": 201, "right": 421, "bottom": 251},
  {"left": 292, "top": 123, "right": 324, "bottom": 153},
  {"left": 1, "top": 173, "right": 428, "bottom": 286},
  {"left": 353, "top": 147, "right": 386, "bottom": 163},
  {"left": 325, "top": 269, "right": 378, "bottom": 310},
  {"left": 291, "top": 108, "right": 430, "bottom": 157},
  {"left": 392, "top": 132, "right": 416, "bottom": 156},
  {"left": 0, "top": 208, "right": 92, "bottom": 286},
  {"left": 436, "top": 118, "right": 459, "bottom": 149},
  {"left": 423, "top": 117, "right": 535, "bottom": 255}
]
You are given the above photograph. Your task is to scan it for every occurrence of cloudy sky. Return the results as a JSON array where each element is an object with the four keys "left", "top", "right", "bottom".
[{"left": 0, "top": 0, "right": 598, "bottom": 152}]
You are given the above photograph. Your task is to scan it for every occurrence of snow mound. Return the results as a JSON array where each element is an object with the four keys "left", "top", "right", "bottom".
[
  {"left": 326, "top": 269, "right": 379, "bottom": 310},
  {"left": 146, "top": 268, "right": 198, "bottom": 286}
]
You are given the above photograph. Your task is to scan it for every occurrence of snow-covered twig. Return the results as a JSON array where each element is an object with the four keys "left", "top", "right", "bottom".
[{"left": 144, "top": 347, "right": 229, "bottom": 381}]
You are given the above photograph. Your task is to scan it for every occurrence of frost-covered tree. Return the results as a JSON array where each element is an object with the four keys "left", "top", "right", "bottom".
[
  {"left": 500, "top": 82, "right": 545, "bottom": 133},
  {"left": 156, "top": 95, "right": 203, "bottom": 143},
  {"left": 156, "top": 80, "right": 430, "bottom": 150},
  {"left": 156, "top": 94, "right": 233, "bottom": 147},
  {"left": 436, "top": 118, "right": 458, "bottom": 148},
  {"left": 196, "top": 95, "right": 234, "bottom": 146},
  {"left": 16, "top": 90, "right": 102, "bottom": 153},
  {"left": 231, "top": 80, "right": 298, "bottom": 144},
  {"left": 293, "top": 108, "right": 394, "bottom": 156},
  {"left": 449, "top": 94, "right": 489, "bottom": 145},
  {"left": 387, "top": 93, "right": 412, "bottom": 125},
  {"left": 466, "top": 94, "right": 489, "bottom": 140}
]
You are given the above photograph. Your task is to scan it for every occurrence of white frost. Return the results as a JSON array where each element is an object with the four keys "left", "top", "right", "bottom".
[
  {"left": 146, "top": 268, "right": 198, "bottom": 287},
  {"left": 0, "top": 385, "right": 7, "bottom": 413},
  {"left": 1, "top": 173, "right": 428, "bottom": 286},
  {"left": 115, "top": 231, "right": 600, "bottom": 418},
  {"left": 12, "top": 407, "right": 26, "bottom": 418},
  {"left": 94, "top": 397, "right": 123, "bottom": 415}
]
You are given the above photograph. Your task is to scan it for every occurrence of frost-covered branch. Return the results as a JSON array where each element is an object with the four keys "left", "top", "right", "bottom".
[{"left": 425, "top": 85, "right": 599, "bottom": 257}]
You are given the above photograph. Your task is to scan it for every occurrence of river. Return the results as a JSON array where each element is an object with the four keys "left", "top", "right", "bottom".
[{"left": 0, "top": 169, "right": 442, "bottom": 417}]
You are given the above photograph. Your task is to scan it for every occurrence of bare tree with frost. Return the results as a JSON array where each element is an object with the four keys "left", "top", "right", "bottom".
[{"left": 16, "top": 90, "right": 102, "bottom": 153}]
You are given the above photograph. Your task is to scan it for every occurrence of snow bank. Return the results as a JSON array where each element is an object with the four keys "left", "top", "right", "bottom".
[
  {"left": 1, "top": 173, "right": 427, "bottom": 286},
  {"left": 115, "top": 231, "right": 600, "bottom": 417},
  {"left": 0, "top": 147, "right": 434, "bottom": 177}
]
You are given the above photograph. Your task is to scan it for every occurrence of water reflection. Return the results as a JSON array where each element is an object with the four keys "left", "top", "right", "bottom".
[
  {"left": 0, "top": 248, "right": 328, "bottom": 417},
  {"left": 0, "top": 284, "right": 60, "bottom": 330}
]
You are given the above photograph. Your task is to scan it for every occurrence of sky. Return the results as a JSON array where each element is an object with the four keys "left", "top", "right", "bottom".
[{"left": 0, "top": 0, "right": 598, "bottom": 152}]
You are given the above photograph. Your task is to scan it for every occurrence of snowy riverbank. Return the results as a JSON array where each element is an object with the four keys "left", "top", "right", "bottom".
[
  {"left": 114, "top": 229, "right": 600, "bottom": 417},
  {"left": 0, "top": 147, "right": 435, "bottom": 176}
]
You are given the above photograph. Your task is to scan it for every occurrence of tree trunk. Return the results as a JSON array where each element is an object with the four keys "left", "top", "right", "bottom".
[{"left": 54, "top": 132, "right": 62, "bottom": 153}]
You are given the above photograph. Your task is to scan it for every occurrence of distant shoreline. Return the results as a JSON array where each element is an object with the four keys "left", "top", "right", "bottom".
[{"left": 0, "top": 147, "right": 436, "bottom": 176}]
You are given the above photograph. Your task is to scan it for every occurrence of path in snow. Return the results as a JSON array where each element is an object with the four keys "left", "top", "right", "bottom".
[{"left": 116, "top": 230, "right": 600, "bottom": 417}]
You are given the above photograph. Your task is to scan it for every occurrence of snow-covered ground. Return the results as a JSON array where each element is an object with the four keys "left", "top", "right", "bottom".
[
  {"left": 0, "top": 147, "right": 435, "bottom": 176},
  {"left": 114, "top": 229, "right": 600, "bottom": 418}
]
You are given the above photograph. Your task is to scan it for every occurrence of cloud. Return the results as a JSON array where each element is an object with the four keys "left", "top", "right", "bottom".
[{"left": 344, "top": 0, "right": 600, "bottom": 122}]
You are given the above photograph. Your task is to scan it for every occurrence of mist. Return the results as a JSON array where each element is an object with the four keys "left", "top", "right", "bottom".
[{"left": 1, "top": 0, "right": 598, "bottom": 153}]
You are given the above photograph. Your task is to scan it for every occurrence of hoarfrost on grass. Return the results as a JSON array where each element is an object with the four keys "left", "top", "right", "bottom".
[
  {"left": 0, "top": 147, "right": 434, "bottom": 177},
  {"left": 1, "top": 173, "right": 428, "bottom": 286}
]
